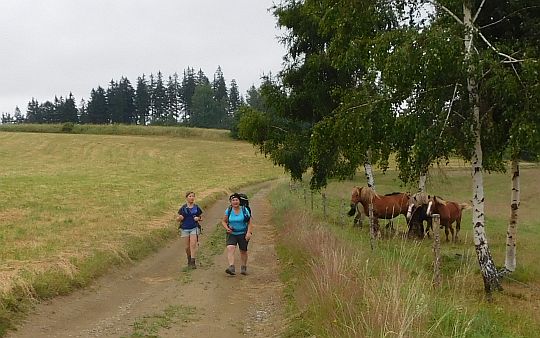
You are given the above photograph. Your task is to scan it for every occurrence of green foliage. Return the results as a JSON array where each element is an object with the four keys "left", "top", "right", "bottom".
[
  {"left": 238, "top": 105, "right": 311, "bottom": 181},
  {"left": 61, "top": 122, "right": 75, "bottom": 133},
  {"left": 261, "top": 0, "right": 540, "bottom": 190}
]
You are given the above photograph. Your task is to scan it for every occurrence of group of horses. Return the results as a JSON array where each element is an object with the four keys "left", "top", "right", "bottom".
[{"left": 347, "top": 186, "right": 470, "bottom": 242}]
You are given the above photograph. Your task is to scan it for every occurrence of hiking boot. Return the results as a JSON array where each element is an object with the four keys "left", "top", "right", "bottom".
[
  {"left": 225, "top": 265, "right": 236, "bottom": 275},
  {"left": 240, "top": 265, "right": 247, "bottom": 275},
  {"left": 186, "top": 253, "right": 191, "bottom": 266},
  {"left": 189, "top": 258, "right": 197, "bottom": 269}
]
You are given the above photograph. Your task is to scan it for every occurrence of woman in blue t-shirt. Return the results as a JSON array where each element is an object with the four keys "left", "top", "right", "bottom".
[
  {"left": 221, "top": 193, "right": 253, "bottom": 275},
  {"left": 177, "top": 191, "right": 203, "bottom": 269}
]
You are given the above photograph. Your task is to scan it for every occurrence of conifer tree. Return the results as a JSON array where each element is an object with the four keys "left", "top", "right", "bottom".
[
  {"left": 26, "top": 98, "right": 41, "bottom": 123},
  {"left": 62, "top": 93, "right": 79, "bottom": 123},
  {"left": 135, "top": 75, "right": 151, "bottom": 125},
  {"left": 229, "top": 79, "right": 241, "bottom": 113},
  {"left": 196, "top": 69, "right": 209, "bottom": 86},
  {"left": 165, "top": 73, "right": 181, "bottom": 124},
  {"left": 180, "top": 67, "right": 196, "bottom": 123},
  {"left": 78, "top": 98, "right": 88, "bottom": 124},
  {"left": 86, "top": 86, "right": 109, "bottom": 124},
  {"left": 151, "top": 71, "right": 167, "bottom": 123}
]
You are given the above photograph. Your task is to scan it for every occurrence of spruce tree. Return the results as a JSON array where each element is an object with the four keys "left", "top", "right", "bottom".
[
  {"left": 165, "top": 73, "right": 181, "bottom": 124},
  {"left": 26, "top": 98, "right": 41, "bottom": 123},
  {"left": 180, "top": 67, "right": 196, "bottom": 123},
  {"left": 62, "top": 93, "right": 79, "bottom": 123},
  {"left": 135, "top": 75, "right": 151, "bottom": 125},
  {"left": 228, "top": 79, "right": 241, "bottom": 113},
  {"left": 151, "top": 71, "right": 167, "bottom": 123},
  {"left": 86, "top": 86, "right": 109, "bottom": 124}
]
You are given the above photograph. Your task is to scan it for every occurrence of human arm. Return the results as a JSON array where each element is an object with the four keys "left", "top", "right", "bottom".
[
  {"left": 222, "top": 214, "right": 232, "bottom": 233},
  {"left": 245, "top": 219, "right": 253, "bottom": 241},
  {"left": 194, "top": 206, "right": 203, "bottom": 222}
]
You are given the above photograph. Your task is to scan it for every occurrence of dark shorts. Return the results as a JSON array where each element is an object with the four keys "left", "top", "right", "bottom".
[{"left": 226, "top": 233, "right": 249, "bottom": 251}]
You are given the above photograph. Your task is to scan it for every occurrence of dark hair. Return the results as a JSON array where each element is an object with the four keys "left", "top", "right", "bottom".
[
  {"left": 185, "top": 191, "right": 195, "bottom": 198},
  {"left": 229, "top": 193, "right": 240, "bottom": 201}
]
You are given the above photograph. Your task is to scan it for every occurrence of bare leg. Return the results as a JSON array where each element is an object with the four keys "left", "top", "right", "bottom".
[
  {"left": 240, "top": 250, "right": 248, "bottom": 267},
  {"left": 226, "top": 245, "right": 236, "bottom": 266},
  {"left": 189, "top": 235, "right": 198, "bottom": 259},
  {"left": 184, "top": 237, "right": 191, "bottom": 262}
]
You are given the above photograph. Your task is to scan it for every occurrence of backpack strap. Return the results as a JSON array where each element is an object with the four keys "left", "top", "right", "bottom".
[{"left": 226, "top": 205, "right": 233, "bottom": 225}]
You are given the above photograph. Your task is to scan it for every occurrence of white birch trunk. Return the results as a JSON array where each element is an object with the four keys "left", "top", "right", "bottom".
[
  {"left": 364, "top": 150, "right": 377, "bottom": 246},
  {"left": 464, "top": 0, "right": 501, "bottom": 298},
  {"left": 364, "top": 150, "right": 376, "bottom": 191},
  {"left": 418, "top": 173, "right": 427, "bottom": 193},
  {"left": 504, "top": 158, "right": 520, "bottom": 272}
]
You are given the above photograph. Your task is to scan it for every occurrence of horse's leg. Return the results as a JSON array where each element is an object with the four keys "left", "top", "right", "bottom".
[
  {"left": 354, "top": 204, "right": 364, "bottom": 228},
  {"left": 455, "top": 219, "right": 461, "bottom": 242},
  {"left": 374, "top": 218, "right": 381, "bottom": 238},
  {"left": 426, "top": 219, "right": 432, "bottom": 239},
  {"left": 449, "top": 223, "right": 455, "bottom": 242},
  {"left": 444, "top": 224, "right": 450, "bottom": 242}
]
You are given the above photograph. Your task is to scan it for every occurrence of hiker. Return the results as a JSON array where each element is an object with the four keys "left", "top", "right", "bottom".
[
  {"left": 177, "top": 191, "right": 203, "bottom": 269},
  {"left": 222, "top": 193, "right": 253, "bottom": 275}
]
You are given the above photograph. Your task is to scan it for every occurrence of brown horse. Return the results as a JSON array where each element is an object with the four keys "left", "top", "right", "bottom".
[
  {"left": 348, "top": 186, "right": 410, "bottom": 230},
  {"left": 426, "top": 196, "right": 470, "bottom": 242}
]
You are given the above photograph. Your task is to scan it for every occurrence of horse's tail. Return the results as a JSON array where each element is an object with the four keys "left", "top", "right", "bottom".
[{"left": 459, "top": 203, "right": 471, "bottom": 210}]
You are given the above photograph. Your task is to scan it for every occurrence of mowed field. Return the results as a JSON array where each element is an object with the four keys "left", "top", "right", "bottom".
[{"left": 0, "top": 130, "right": 283, "bottom": 329}]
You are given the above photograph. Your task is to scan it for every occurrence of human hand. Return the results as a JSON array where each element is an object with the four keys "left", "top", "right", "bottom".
[
  {"left": 194, "top": 216, "right": 200, "bottom": 222},
  {"left": 245, "top": 232, "right": 252, "bottom": 241},
  {"left": 226, "top": 226, "right": 233, "bottom": 234}
]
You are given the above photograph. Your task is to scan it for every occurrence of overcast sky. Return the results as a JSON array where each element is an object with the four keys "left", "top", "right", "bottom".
[{"left": 0, "top": 0, "right": 287, "bottom": 115}]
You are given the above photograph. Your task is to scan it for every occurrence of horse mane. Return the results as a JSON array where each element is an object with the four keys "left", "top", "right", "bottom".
[
  {"left": 433, "top": 196, "right": 448, "bottom": 205},
  {"left": 384, "top": 192, "right": 402, "bottom": 196},
  {"left": 411, "top": 192, "right": 430, "bottom": 206},
  {"left": 359, "top": 186, "right": 379, "bottom": 201}
]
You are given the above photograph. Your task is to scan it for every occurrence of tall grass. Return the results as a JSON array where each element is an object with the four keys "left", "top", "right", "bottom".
[{"left": 270, "top": 167, "right": 540, "bottom": 337}]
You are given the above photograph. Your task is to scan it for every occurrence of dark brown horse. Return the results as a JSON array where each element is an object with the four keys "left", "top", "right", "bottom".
[
  {"left": 426, "top": 196, "right": 470, "bottom": 242},
  {"left": 348, "top": 186, "right": 410, "bottom": 230},
  {"left": 406, "top": 192, "right": 432, "bottom": 239}
]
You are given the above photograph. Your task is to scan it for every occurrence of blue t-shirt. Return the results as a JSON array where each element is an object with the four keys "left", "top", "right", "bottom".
[
  {"left": 178, "top": 204, "right": 202, "bottom": 230},
  {"left": 225, "top": 206, "right": 251, "bottom": 235}
]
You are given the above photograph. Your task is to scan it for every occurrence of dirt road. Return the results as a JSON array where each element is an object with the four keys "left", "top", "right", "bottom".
[{"left": 8, "top": 182, "right": 285, "bottom": 337}]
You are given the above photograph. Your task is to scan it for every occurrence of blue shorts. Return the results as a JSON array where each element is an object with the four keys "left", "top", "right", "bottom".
[{"left": 180, "top": 227, "right": 200, "bottom": 237}]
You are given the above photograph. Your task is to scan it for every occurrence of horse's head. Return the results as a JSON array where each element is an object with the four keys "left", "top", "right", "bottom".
[
  {"left": 348, "top": 186, "right": 362, "bottom": 216},
  {"left": 406, "top": 192, "right": 428, "bottom": 219},
  {"left": 426, "top": 195, "right": 446, "bottom": 216}
]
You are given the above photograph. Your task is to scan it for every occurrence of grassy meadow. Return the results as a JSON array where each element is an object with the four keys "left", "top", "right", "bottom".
[
  {"left": 270, "top": 165, "right": 540, "bottom": 337},
  {"left": 0, "top": 126, "right": 283, "bottom": 334}
]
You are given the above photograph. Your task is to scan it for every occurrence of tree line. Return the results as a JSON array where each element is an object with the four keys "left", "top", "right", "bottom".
[
  {"left": 1, "top": 66, "right": 265, "bottom": 130},
  {"left": 238, "top": 0, "right": 540, "bottom": 298}
]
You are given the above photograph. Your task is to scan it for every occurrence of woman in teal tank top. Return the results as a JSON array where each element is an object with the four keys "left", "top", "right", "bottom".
[{"left": 221, "top": 193, "right": 253, "bottom": 275}]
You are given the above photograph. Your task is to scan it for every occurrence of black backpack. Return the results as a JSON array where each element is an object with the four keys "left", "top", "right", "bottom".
[{"left": 227, "top": 193, "right": 251, "bottom": 223}]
